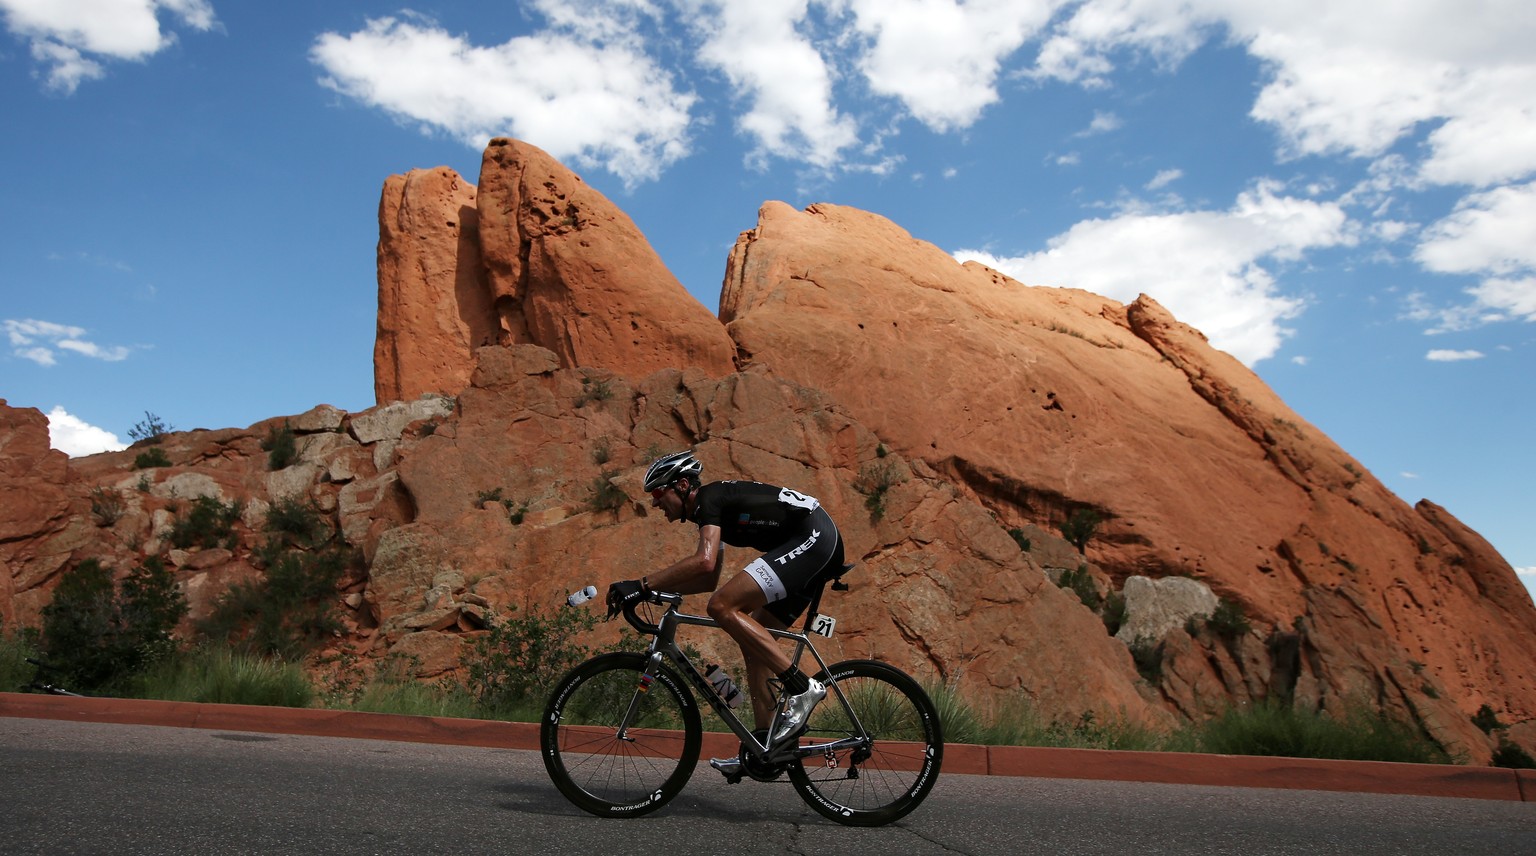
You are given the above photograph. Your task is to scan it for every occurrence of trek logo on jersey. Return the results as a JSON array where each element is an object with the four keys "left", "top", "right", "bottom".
[{"left": 774, "top": 529, "right": 821, "bottom": 565}]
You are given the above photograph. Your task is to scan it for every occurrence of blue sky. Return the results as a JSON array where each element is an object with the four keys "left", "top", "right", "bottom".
[{"left": 2, "top": 1, "right": 1532, "bottom": 599}]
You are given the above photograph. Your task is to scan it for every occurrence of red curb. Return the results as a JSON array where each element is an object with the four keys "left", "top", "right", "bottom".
[
  {"left": 1518, "top": 770, "right": 1536, "bottom": 802},
  {"left": 3, "top": 693, "right": 1528, "bottom": 802},
  {"left": 986, "top": 744, "right": 1524, "bottom": 801}
]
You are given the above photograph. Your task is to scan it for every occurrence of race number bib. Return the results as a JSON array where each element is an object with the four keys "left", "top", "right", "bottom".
[{"left": 778, "top": 488, "right": 820, "bottom": 513}]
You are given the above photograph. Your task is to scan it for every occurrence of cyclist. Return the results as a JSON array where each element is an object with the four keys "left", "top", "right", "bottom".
[{"left": 606, "top": 450, "right": 846, "bottom": 776}]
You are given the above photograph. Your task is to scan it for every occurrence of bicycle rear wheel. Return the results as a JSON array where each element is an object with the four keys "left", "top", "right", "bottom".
[
  {"left": 541, "top": 652, "right": 702, "bottom": 817},
  {"left": 788, "top": 659, "right": 943, "bottom": 826}
]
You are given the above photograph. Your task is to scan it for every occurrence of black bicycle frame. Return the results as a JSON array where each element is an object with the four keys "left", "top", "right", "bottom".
[{"left": 617, "top": 593, "right": 869, "bottom": 763}]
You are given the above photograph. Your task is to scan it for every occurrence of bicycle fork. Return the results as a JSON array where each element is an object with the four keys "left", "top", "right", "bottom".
[{"left": 614, "top": 650, "right": 667, "bottom": 742}]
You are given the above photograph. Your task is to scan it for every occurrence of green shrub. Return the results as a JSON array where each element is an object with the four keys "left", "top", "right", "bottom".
[
  {"left": 1, "top": 622, "right": 40, "bottom": 692},
  {"left": 464, "top": 602, "right": 599, "bottom": 718},
  {"left": 133, "top": 446, "right": 172, "bottom": 469},
  {"left": 134, "top": 647, "right": 314, "bottom": 707},
  {"left": 476, "top": 487, "right": 528, "bottom": 524},
  {"left": 198, "top": 547, "right": 350, "bottom": 660},
  {"left": 262, "top": 422, "right": 297, "bottom": 470},
  {"left": 127, "top": 411, "right": 174, "bottom": 444},
  {"left": 1101, "top": 591, "right": 1126, "bottom": 635},
  {"left": 1491, "top": 740, "right": 1536, "bottom": 769},
  {"left": 1059, "top": 508, "right": 1102, "bottom": 554},
  {"left": 168, "top": 496, "right": 242, "bottom": 550},
  {"left": 1057, "top": 564, "right": 1102, "bottom": 609},
  {"left": 854, "top": 459, "right": 903, "bottom": 521},
  {"left": 1197, "top": 701, "right": 1448, "bottom": 764},
  {"left": 1128, "top": 636, "right": 1164, "bottom": 683},
  {"left": 1472, "top": 703, "right": 1504, "bottom": 734},
  {"left": 575, "top": 375, "right": 613, "bottom": 407},
  {"left": 89, "top": 487, "right": 126, "bottom": 526},
  {"left": 587, "top": 471, "right": 627, "bottom": 512},
  {"left": 1007, "top": 528, "right": 1031, "bottom": 551},
  {"left": 38, "top": 557, "right": 187, "bottom": 692},
  {"left": 264, "top": 496, "right": 330, "bottom": 549},
  {"left": 1207, "top": 598, "right": 1252, "bottom": 640}
]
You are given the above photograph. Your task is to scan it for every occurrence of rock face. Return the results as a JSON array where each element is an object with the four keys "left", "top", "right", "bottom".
[
  {"left": 717, "top": 201, "right": 1536, "bottom": 756},
  {"left": 375, "top": 166, "right": 490, "bottom": 404},
  {"left": 374, "top": 139, "right": 735, "bottom": 402},
  {"left": 5, "top": 140, "right": 1534, "bottom": 764}
]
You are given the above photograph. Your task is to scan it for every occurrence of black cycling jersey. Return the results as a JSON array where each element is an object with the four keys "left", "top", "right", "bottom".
[
  {"left": 687, "top": 480, "right": 841, "bottom": 625},
  {"left": 687, "top": 480, "right": 822, "bottom": 551}
]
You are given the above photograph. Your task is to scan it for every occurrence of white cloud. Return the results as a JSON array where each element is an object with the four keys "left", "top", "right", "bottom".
[
  {"left": 954, "top": 180, "right": 1355, "bottom": 365},
  {"left": 1076, "top": 109, "right": 1122, "bottom": 136},
  {"left": 1030, "top": 2, "right": 1536, "bottom": 188},
  {"left": 4, "top": 318, "right": 131, "bottom": 365},
  {"left": 1425, "top": 349, "right": 1485, "bottom": 362},
  {"left": 1417, "top": 182, "right": 1536, "bottom": 278},
  {"left": 312, "top": 14, "right": 696, "bottom": 187},
  {"left": 1146, "top": 168, "right": 1183, "bottom": 190},
  {"left": 0, "top": 0, "right": 216, "bottom": 93},
  {"left": 1030, "top": 0, "right": 1211, "bottom": 87},
  {"left": 1410, "top": 182, "right": 1536, "bottom": 328},
  {"left": 838, "top": 0, "right": 1058, "bottom": 132},
  {"left": 46, "top": 406, "right": 127, "bottom": 457},
  {"left": 1516, "top": 567, "right": 1536, "bottom": 604},
  {"left": 680, "top": 0, "right": 858, "bottom": 169}
]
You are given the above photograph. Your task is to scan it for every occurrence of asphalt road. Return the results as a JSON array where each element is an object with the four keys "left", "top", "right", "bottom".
[{"left": 2, "top": 718, "right": 1532, "bottom": 855}]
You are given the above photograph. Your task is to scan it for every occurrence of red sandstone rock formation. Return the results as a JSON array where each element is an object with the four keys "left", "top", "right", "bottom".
[
  {"left": 5, "top": 140, "right": 1534, "bottom": 763},
  {"left": 374, "top": 139, "right": 735, "bottom": 402},
  {"left": 375, "top": 166, "right": 489, "bottom": 404},
  {"left": 718, "top": 200, "right": 1536, "bottom": 755}
]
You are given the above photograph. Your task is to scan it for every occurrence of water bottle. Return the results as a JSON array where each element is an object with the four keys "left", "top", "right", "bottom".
[
  {"left": 704, "top": 663, "right": 743, "bottom": 709},
  {"left": 566, "top": 585, "right": 598, "bottom": 607}
]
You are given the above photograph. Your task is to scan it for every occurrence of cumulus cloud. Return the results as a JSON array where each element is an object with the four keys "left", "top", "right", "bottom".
[
  {"left": 0, "top": 0, "right": 217, "bottom": 93},
  {"left": 1425, "top": 349, "right": 1485, "bottom": 362},
  {"left": 1018, "top": 1, "right": 1536, "bottom": 342},
  {"left": 46, "top": 406, "right": 127, "bottom": 457},
  {"left": 1146, "top": 168, "right": 1183, "bottom": 190},
  {"left": 1030, "top": 1, "right": 1536, "bottom": 187},
  {"left": 680, "top": 0, "right": 858, "bottom": 169},
  {"left": 953, "top": 181, "right": 1355, "bottom": 365},
  {"left": 838, "top": 0, "right": 1057, "bottom": 132},
  {"left": 5, "top": 318, "right": 130, "bottom": 366},
  {"left": 1409, "top": 181, "right": 1536, "bottom": 328},
  {"left": 312, "top": 14, "right": 696, "bottom": 187}
]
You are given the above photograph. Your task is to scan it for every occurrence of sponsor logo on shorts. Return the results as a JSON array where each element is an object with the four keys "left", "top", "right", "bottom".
[{"left": 774, "top": 529, "right": 820, "bottom": 566}]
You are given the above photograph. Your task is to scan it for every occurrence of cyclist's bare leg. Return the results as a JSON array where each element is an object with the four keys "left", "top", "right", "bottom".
[
  {"left": 708, "top": 572, "right": 792, "bottom": 727},
  {"left": 744, "top": 607, "right": 789, "bottom": 730}
]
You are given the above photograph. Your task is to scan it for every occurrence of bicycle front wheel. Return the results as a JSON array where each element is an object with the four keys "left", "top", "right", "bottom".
[
  {"left": 788, "top": 659, "right": 943, "bottom": 826},
  {"left": 540, "top": 652, "right": 702, "bottom": 817}
]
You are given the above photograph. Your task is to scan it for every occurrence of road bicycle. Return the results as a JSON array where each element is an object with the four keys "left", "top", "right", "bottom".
[
  {"left": 21, "top": 658, "right": 85, "bottom": 697},
  {"left": 540, "top": 568, "right": 943, "bottom": 826}
]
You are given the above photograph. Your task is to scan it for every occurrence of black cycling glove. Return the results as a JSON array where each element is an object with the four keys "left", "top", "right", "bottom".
[{"left": 606, "top": 579, "right": 647, "bottom": 619}]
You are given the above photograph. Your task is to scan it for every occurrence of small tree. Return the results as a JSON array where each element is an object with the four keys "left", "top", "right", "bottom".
[
  {"left": 262, "top": 422, "right": 298, "bottom": 471},
  {"left": 39, "top": 557, "right": 187, "bottom": 691},
  {"left": 127, "top": 411, "right": 174, "bottom": 444},
  {"left": 1060, "top": 508, "right": 1102, "bottom": 554},
  {"left": 465, "top": 602, "right": 599, "bottom": 714}
]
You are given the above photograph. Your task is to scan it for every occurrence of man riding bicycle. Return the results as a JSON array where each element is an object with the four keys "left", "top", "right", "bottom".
[{"left": 606, "top": 450, "right": 846, "bottom": 776}]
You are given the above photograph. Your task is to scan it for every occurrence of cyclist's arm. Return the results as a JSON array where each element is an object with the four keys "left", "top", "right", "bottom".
[{"left": 646, "top": 524, "right": 724, "bottom": 595}]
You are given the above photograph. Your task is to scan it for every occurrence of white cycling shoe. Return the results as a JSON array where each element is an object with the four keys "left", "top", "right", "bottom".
[{"left": 769, "top": 678, "right": 826, "bottom": 745}]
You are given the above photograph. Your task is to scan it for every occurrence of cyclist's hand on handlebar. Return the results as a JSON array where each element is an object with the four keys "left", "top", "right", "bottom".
[{"left": 605, "top": 579, "right": 647, "bottom": 620}]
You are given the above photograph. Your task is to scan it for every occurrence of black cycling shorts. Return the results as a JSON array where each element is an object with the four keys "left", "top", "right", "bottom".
[{"left": 741, "top": 505, "right": 844, "bottom": 626}]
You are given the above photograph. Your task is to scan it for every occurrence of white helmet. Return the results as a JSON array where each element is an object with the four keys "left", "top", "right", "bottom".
[{"left": 644, "top": 450, "right": 702, "bottom": 491}]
